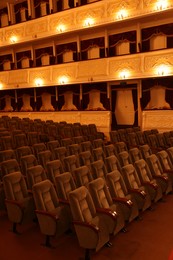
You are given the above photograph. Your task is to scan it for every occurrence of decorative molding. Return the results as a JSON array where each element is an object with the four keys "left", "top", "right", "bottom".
[
  {"left": 77, "top": 59, "right": 108, "bottom": 79},
  {"left": 9, "top": 70, "right": 28, "bottom": 84},
  {"left": 29, "top": 68, "right": 51, "bottom": 84},
  {"left": 144, "top": 53, "right": 173, "bottom": 72}
]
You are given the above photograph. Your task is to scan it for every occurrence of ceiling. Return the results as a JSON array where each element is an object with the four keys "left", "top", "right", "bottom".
[{"left": 0, "top": 0, "right": 25, "bottom": 10}]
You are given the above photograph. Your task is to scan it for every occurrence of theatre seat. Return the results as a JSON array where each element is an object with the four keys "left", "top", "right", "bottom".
[
  {"left": 107, "top": 170, "right": 139, "bottom": 223},
  {"left": 46, "top": 160, "right": 64, "bottom": 185},
  {"left": 1, "top": 159, "right": 20, "bottom": 177},
  {"left": 68, "top": 186, "right": 110, "bottom": 260},
  {"left": 88, "top": 177, "right": 125, "bottom": 235},
  {"left": 33, "top": 179, "right": 70, "bottom": 247},
  {"left": 122, "top": 164, "right": 151, "bottom": 212},
  {"left": 20, "top": 154, "right": 38, "bottom": 176},
  {"left": 3, "top": 171, "right": 35, "bottom": 233},
  {"left": 26, "top": 165, "right": 47, "bottom": 190},
  {"left": 91, "top": 160, "right": 107, "bottom": 180},
  {"left": 129, "top": 147, "right": 143, "bottom": 164},
  {"left": 79, "top": 151, "right": 93, "bottom": 172},
  {"left": 73, "top": 165, "right": 93, "bottom": 188}
]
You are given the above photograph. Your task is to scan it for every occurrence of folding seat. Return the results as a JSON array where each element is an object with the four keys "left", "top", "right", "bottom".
[
  {"left": 143, "top": 130, "right": 152, "bottom": 143},
  {"left": 46, "top": 140, "right": 60, "bottom": 157},
  {"left": 0, "top": 149, "right": 16, "bottom": 163},
  {"left": 114, "top": 142, "right": 128, "bottom": 154},
  {"left": 26, "top": 165, "right": 47, "bottom": 190},
  {"left": 105, "top": 155, "right": 122, "bottom": 173},
  {"left": 134, "top": 159, "right": 163, "bottom": 203},
  {"left": 68, "top": 186, "right": 110, "bottom": 259},
  {"left": 38, "top": 150, "right": 53, "bottom": 169},
  {"left": 47, "top": 124, "right": 59, "bottom": 140},
  {"left": 32, "top": 143, "right": 47, "bottom": 158},
  {"left": 32, "top": 179, "right": 70, "bottom": 247},
  {"left": 118, "top": 151, "right": 132, "bottom": 167},
  {"left": 20, "top": 154, "right": 38, "bottom": 176},
  {"left": 117, "top": 129, "right": 127, "bottom": 143},
  {"left": 167, "top": 147, "right": 173, "bottom": 165},
  {"left": 93, "top": 147, "right": 105, "bottom": 162},
  {"left": 129, "top": 147, "right": 143, "bottom": 164},
  {"left": 1, "top": 136, "right": 15, "bottom": 150},
  {"left": 1, "top": 159, "right": 20, "bottom": 178},
  {"left": 73, "top": 165, "right": 93, "bottom": 188},
  {"left": 122, "top": 164, "right": 151, "bottom": 211},
  {"left": 73, "top": 136, "right": 85, "bottom": 144},
  {"left": 63, "top": 126, "right": 74, "bottom": 139},
  {"left": 81, "top": 124, "right": 90, "bottom": 137},
  {"left": 125, "top": 128, "right": 134, "bottom": 134},
  {"left": 156, "top": 133, "right": 168, "bottom": 149},
  {"left": 8, "top": 120, "right": 19, "bottom": 130},
  {"left": 127, "top": 132, "right": 138, "bottom": 148},
  {"left": 81, "top": 141, "right": 93, "bottom": 156},
  {"left": 133, "top": 126, "right": 141, "bottom": 132},
  {"left": 163, "top": 132, "right": 172, "bottom": 147},
  {"left": 157, "top": 150, "right": 173, "bottom": 183},
  {"left": 146, "top": 154, "right": 172, "bottom": 195},
  {"left": 63, "top": 155, "right": 80, "bottom": 174},
  {"left": 88, "top": 124, "right": 104, "bottom": 140},
  {"left": 55, "top": 172, "right": 76, "bottom": 222},
  {"left": 79, "top": 151, "right": 93, "bottom": 172},
  {"left": 147, "top": 134, "right": 162, "bottom": 152},
  {"left": 91, "top": 160, "right": 107, "bottom": 180},
  {"left": 14, "top": 133, "right": 28, "bottom": 148},
  {"left": 3, "top": 171, "right": 35, "bottom": 233},
  {"left": 54, "top": 147, "right": 67, "bottom": 168},
  {"left": 93, "top": 139, "right": 105, "bottom": 150},
  {"left": 69, "top": 143, "right": 81, "bottom": 157},
  {"left": 135, "top": 131, "right": 145, "bottom": 146},
  {"left": 139, "top": 144, "right": 152, "bottom": 160},
  {"left": 88, "top": 178, "right": 125, "bottom": 235},
  {"left": 73, "top": 125, "right": 83, "bottom": 137},
  {"left": 104, "top": 144, "right": 117, "bottom": 157},
  {"left": 27, "top": 131, "right": 40, "bottom": 146},
  {"left": 61, "top": 138, "right": 74, "bottom": 151},
  {"left": 46, "top": 159, "right": 64, "bottom": 185},
  {"left": 16, "top": 146, "right": 33, "bottom": 162},
  {"left": 107, "top": 170, "right": 139, "bottom": 223}
]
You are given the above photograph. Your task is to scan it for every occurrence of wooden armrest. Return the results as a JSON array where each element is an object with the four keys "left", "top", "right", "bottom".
[
  {"left": 35, "top": 209, "right": 59, "bottom": 220},
  {"left": 72, "top": 220, "right": 99, "bottom": 233},
  {"left": 96, "top": 207, "right": 117, "bottom": 220},
  {"left": 5, "top": 199, "right": 25, "bottom": 210},
  {"left": 112, "top": 197, "right": 133, "bottom": 207},
  {"left": 153, "top": 175, "right": 168, "bottom": 182},
  {"left": 142, "top": 181, "right": 158, "bottom": 190},
  {"left": 129, "top": 189, "right": 146, "bottom": 198}
]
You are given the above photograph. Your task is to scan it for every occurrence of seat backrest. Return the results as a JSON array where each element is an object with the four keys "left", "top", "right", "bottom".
[
  {"left": 115, "top": 141, "right": 127, "bottom": 153},
  {"left": 1, "top": 159, "right": 20, "bottom": 177},
  {"left": 146, "top": 154, "right": 162, "bottom": 176},
  {"left": 14, "top": 134, "right": 28, "bottom": 148},
  {"left": 91, "top": 160, "right": 107, "bottom": 180},
  {"left": 93, "top": 147, "right": 105, "bottom": 162},
  {"left": 16, "top": 146, "right": 33, "bottom": 161},
  {"left": 33, "top": 143, "right": 47, "bottom": 157},
  {"left": 3, "top": 171, "right": 28, "bottom": 201},
  {"left": 118, "top": 151, "right": 131, "bottom": 167},
  {"left": 69, "top": 186, "right": 96, "bottom": 222},
  {"left": 139, "top": 144, "right": 152, "bottom": 160},
  {"left": 73, "top": 165, "right": 93, "bottom": 187},
  {"left": 88, "top": 177, "right": 113, "bottom": 208},
  {"left": 110, "top": 130, "right": 120, "bottom": 143},
  {"left": 33, "top": 179, "right": 59, "bottom": 212},
  {"left": 136, "top": 131, "right": 145, "bottom": 145},
  {"left": 79, "top": 151, "right": 93, "bottom": 170},
  {"left": 64, "top": 155, "right": 79, "bottom": 172},
  {"left": 38, "top": 150, "right": 53, "bottom": 168},
  {"left": 20, "top": 154, "right": 38, "bottom": 175},
  {"left": 134, "top": 159, "right": 152, "bottom": 183},
  {"left": 46, "top": 140, "right": 60, "bottom": 153},
  {"left": 54, "top": 147, "right": 67, "bottom": 163},
  {"left": 105, "top": 155, "right": 121, "bottom": 173},
  {"left": 157, "top": 150, "right": 172, "bottom": 171},
  {"left": 46, "top": 159, "right": 64, "bottom": 184},
  {"left": 81, "top": 141, "right": 93, "bottom": 154},
  {"left": 0, "top": 149, "right": 16, "bottom": 163},
  {"left": 167, "top": 147, "right": 173, "bottom": 165},
  {"left": 56, "top": 172, "right": 76, "bottom": 200},
  {"left": 107, "top": 170, "right": 128, "bottom": 198},
  {"left": 27, "top": 165, "right": 47, "bottom": 189},
  {"left": 129, "top": 147, "right": 142, "bottom": 164},
  {"left": 122, "top": 164, "right": 141, "bottom": 190},
  {"left": 104, "top": 144, "right": 116, "bottom": 157}
]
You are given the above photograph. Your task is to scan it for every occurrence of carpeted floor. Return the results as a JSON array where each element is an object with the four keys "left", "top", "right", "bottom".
[{"left": 1, "top": 195, "right": 173, "bottom": 260}]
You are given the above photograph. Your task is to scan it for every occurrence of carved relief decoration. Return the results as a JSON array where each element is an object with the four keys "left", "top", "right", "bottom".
[
  {"left": 5, "top": 26, "right": 24, "bottom": 41},
  {"left": 76, "top": 6, "right": 105, "bottom": 25},
  {"left": 77, "top": 60, "right": 108, "bottom": 79},
  {"left": 49, "top": 14, "right": 74, "bottom": 31},
  {"left": 52, "top": 65, "right": 77, "bottom": 82},
  {"left": 0, "top": 73, "right": 9, "bottom": 85},
  {"left": 25, "top": 20, "right": 47, "bottom": 36},
  {"left": 29, "top": 68, "right": 51, "bottom": 83},
  {"left": 107, "top": 0, "right": 140, "bottom": 17},
  {"left": 9, "top": 70, "right": 28, "bottom": 84},
  {"left": 109, "top": 57, "right": 141, "bottom": 75},
  {"left": 144, "top": 54, "right": 173, "bottom": 71}
]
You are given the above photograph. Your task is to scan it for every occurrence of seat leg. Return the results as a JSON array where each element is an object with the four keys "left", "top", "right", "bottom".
[
  {"left": 85, "top": 249, "right": 90, "bottom": 260},
  {"left": 45, "top": 235, "right": 51, "bottom": 247}
]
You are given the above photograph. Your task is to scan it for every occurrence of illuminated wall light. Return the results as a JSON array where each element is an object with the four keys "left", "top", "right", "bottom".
[
  {"left": 84, "top": 17, "right": 94, "bottom": 27},
  {"left": 156, "top": 0, "right": 168, "bottom": 10},
  {"left": 35, "top": 78, "right": 43, "bottom": 86},
  {"left": 117, "top": 9, "right": 128, "bottom": 20},
  {"left": 56, "top": 24, "right": 66, "bottom": 33},
  {"left": 10, "top": 36, "right": 17, "bottom": 43},
  {"left": 0, "top": 82, "right": 3, "bottom": 89},
  {"left": 156, "top": 65, "right": 170, "bottom": 76},
  {"left": 58, "top": 76, "right": 68, "bottom": 85},
  {"left": 119, "top": 70, "right": 130, "bottom": 79}
]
